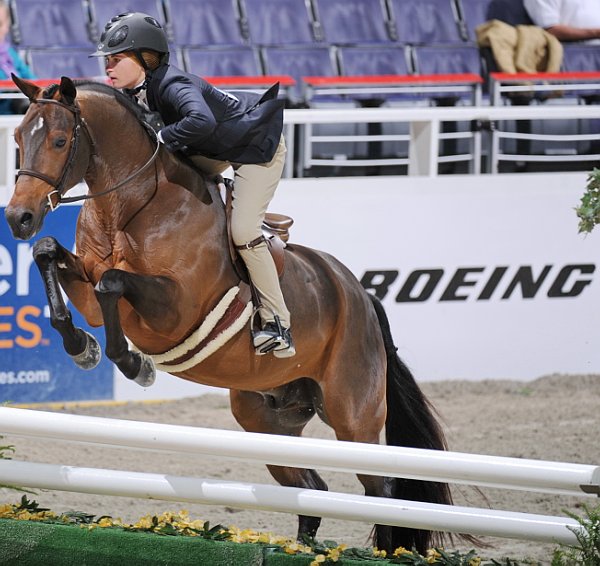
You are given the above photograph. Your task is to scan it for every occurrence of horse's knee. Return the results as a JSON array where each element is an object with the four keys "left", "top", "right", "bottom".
[
  {"left": 96, "top": 269, "right": 126, "bottom": 295},
  {"left": 32, "top": 236, "right": 60, "bottom": 263}
]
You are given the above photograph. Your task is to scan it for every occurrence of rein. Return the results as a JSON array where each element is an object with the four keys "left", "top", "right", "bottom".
[{"left": 17, "top": 98, "right": 160, "bottom": 211}]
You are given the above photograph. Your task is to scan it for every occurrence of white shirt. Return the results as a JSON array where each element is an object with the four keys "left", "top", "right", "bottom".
[{"left": 524, "top": 0, "right": 600, "bottom": 30}]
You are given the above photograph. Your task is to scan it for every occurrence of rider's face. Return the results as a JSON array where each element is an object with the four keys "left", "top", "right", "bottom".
[{"left": 104, "top": 53, "right": 145, "bottom": 89}]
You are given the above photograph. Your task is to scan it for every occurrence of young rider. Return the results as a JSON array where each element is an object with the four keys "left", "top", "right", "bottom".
[{"left": 90, "top": 12, "right": 295, "bottom": 358}]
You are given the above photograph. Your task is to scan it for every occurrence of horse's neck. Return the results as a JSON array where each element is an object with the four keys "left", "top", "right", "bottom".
[
  {"left": 83, "top": 103, "right": 150, "bottom": 184},
  {"left": 80, "top": 94, "right": 237, "bottom": 284}
]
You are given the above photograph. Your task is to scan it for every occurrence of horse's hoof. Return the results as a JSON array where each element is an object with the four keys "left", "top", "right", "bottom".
[
  {"left": 70, "top": 331, "right": 101, "bottom": 370},
  {"left": 132, "top": 352, "right": 156, "bottom": 388}
]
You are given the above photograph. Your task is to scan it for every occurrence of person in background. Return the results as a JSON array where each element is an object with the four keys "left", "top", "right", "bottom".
[
  {"left": 523, "top": 0, "right": 600, "bottom": 42},
  {"left": 0, "top": 0, "right": 34, "bottom": 113},
  {"left": 90, "top": 12, "right": 296, "bottom": 359}
]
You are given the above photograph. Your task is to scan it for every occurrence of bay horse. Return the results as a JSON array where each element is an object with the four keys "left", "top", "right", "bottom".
[{"left": 5, "top": 76, "right": 456, "bottom": 554}]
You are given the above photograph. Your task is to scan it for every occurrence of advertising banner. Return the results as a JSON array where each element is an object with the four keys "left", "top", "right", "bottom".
[
  {"left": 0, "top": 205, "right": 113, "bottom": 403},
  {"left": 273, "top": 172, "right": 600, "bottom": 381}
]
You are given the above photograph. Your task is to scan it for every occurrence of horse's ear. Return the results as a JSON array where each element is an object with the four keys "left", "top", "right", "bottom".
[
  {"left": 59, "top": 77, "right": 77, "bottom": 106},
  {"left": 11, "top": 73, "right": 41, "bottom": 102}
]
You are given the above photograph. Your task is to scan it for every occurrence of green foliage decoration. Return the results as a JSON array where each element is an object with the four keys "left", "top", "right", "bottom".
[{"left": 576, "top": 168, "right": 600, "bottom": 234}]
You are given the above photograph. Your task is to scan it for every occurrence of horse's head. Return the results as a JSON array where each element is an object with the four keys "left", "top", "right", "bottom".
[{"left": 5, "top": 75, "right": 94, "bottom": 240}]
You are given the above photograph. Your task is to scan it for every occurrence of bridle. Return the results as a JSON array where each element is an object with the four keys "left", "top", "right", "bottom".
[{"left": 16, "top": 97, "right": 160, "bottom": 211}]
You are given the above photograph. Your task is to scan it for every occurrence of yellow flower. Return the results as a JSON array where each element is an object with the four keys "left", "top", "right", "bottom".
[
  {"left": 469, "top": 558, "right": 481, "bottom": 566},
  {"left": 310, "top": 555, "right": 326, "bottom": 565},
  {"left": 393, "top": 546, "right": 412, "bottom": 557},
  {"left": 97, "top": 517, "right": 115, "bottom": 528},
  {"left": 325, "top": 545, "right": 347, "bottom": 562},
  {"left": 373, "top": 548, "right": 387, "bottom": 558},
  {"left": 426, "top": 548, "right": 442, "bottom": 563},
  {"left": 132, "top": 515, "right": 154, "bottom": 529},
  {"left": 283, "top": 542, "right": 303, "bottom": 554}
]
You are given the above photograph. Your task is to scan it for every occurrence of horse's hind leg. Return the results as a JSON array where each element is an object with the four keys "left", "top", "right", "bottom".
[
  {"left": 33, "top": 236, "right": 101, "bottom": 369},
  {"left": 230, "top": 381, "right": 327, "bottom": 541},
  {"left": 94, "top": 268, "right": 177, "bottom": 387},
  {"left": 318, "top": 361, "right": 396, "bottom": 551}
]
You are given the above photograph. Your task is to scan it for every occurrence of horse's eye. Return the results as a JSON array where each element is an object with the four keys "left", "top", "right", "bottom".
[{"left": 54, "top": 138, "right": 67, "bottom": 148}]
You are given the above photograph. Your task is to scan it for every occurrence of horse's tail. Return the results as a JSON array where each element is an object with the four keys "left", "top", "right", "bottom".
[{"left": 369, "top": 294, "right": 454, "bottom": 554}]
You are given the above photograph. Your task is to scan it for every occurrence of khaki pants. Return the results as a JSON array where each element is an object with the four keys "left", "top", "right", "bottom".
[{"left": 189, "top": 137, "right": 290, "bottom": 328}]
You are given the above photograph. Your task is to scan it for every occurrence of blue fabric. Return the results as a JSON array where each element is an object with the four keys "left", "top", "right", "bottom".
[
  {"left": 0, "top": 46, "right": 35, "bottom": 115},
  {"left": 0, "top": 46, "right": 35, "bottom": 80}
]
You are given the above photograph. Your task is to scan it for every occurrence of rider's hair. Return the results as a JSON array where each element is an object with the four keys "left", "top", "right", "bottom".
[{"left": 140, "top": 50, "right": 161, "bottom": 71}]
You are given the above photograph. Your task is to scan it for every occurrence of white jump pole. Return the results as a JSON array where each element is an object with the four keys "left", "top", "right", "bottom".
[
  {"left": 0, "top": 459, "right": 581, "bottom": 545},
  {"left": 0, "top": 407, "right": 597, "bottom": 497}
]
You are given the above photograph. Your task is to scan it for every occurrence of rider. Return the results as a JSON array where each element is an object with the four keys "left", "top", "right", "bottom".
[{"left": 90, "top": 12, "right": 295, "bottom": 358}]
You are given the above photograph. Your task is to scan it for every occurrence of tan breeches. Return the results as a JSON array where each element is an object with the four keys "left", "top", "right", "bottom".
[{"left": 188, "top": 137, "right": 290, "bottom": 327}]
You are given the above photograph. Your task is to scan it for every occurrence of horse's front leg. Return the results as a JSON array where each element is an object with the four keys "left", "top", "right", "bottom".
[
  {"left": 94, "top": 269, "right": 178, "bottom": 387},
  {"left": 32, "top": 236, "right": 102, "bottom": 369}
]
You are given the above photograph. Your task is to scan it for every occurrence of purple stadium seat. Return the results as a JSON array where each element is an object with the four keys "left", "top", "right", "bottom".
[
  {"left": 412, "top": 44, "right": 483, "bottom": 101},
  {"left": 167, "top": 0, "right": 246, "bottom": 46},
  {"left": 89, "top": 0, "right": 168, "bottom": 42},
  {"left": 338, "top": 45, "right": 411, "bottom": 76},
  {"left": 561, "top": 43, "right": 600, "bottom": 100},
  {"left": 184, "top": 46, "right": 262, "bottom": 77},
  {"left": 10, "top": 0, "right": 93, "bottom": 48},
  {"left": 312, "top": 0, "right": 393, "bottom": 45},
  {"left": 413, "top": 45, "right": 482, "bottom": 76},
  {"left": 26, "top": 49, "right": 104, "bottom": 79},
  {"left": 241, "top": 0, "right": 320, "bottom": 45},
  {"left": 562, "top": 44, "right": 600, "bottom": 73},
  {"left": 388, "top": 0, "right": 463, "bottom": 45},
  {"left": 262, "top": 45, "right": 338, "bottom": 102}
]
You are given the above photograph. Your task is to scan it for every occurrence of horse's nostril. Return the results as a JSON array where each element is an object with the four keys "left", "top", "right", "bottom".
[{"left": 19, "top": 212, "right": 33, "bottom": 227}]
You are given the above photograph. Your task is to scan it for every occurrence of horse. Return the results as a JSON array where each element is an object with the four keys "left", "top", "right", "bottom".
[{"left": 4, "top": 76, "right": 457, "bottom": 554}]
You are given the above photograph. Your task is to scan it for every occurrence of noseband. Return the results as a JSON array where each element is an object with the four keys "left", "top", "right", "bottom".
[{"left": 17, "top": 97, "right": 160, "bottom": 211}]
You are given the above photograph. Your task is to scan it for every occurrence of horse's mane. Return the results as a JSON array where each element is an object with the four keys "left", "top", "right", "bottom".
[
  {"left": 42, "top": 80, "right": 146, "bottom": 124},
  {"left": 76, "top": 80, "right": 147, "bottom": 122}
]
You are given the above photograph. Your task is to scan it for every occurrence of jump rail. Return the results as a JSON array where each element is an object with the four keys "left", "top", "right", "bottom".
[
  {"left": 0, "top": 407, "right": 597, "bottom": 545},
  {"left": 0, "top": 458, "right": 582, "bottom": 546},
  {"left": 0, "top": 407, "right": 598, "bottom": 497}
]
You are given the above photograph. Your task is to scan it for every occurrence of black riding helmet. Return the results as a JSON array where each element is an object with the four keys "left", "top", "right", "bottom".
[{"left": 90, "top": 12, "right": 169, "bottom": 70}]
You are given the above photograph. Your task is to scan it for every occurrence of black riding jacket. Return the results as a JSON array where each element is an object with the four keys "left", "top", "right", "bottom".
[{"left": 145, "top": 63, "right": 284, "bottom": 164}]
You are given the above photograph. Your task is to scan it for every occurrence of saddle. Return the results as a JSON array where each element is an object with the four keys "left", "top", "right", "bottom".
[{"left": 219, "top": 177, "right": 293, "bottom": 282}]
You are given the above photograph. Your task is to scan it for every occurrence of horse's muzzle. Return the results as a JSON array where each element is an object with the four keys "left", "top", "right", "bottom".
[{"left": 4, "top": 204, "right": 44, "bottom": 240}]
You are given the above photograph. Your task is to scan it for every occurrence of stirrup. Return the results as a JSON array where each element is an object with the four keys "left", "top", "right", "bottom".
[{"left": 252, "top": 316, "right": 296, "bottom": 358}]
